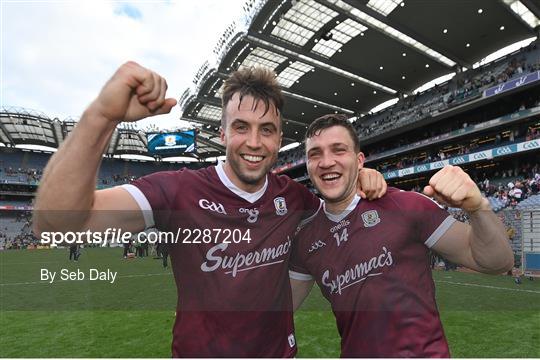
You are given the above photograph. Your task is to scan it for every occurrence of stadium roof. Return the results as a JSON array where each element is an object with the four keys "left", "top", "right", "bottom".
[{"left": 179, "top": 0, "right": 539, "bottom": 158}]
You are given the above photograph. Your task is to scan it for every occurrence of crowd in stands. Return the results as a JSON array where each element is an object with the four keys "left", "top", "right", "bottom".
[
  {"left": 99, "top": 174, "right": 140, "bottom": 186},
  {"left": 273, "top": 43, "right": 540, "bottom": 170},
  {"left": 0, "top": 211, "right": 36, "bottom": 250},
  {"left": 363, "top": 96, "right": 540, "bottom": 160},
  {"left": 398, "top": 163, "right": 539, "bottom": 215},
  {"left": 354, "top": 42, "right": 540, "bottom": 139},
  {"left": 0, "top": 165, "right": 143, "bottom": 187},
  {"left": 375, "top": 123, "right": 539, "bottom": 173},
  {"left": 478, "top": 163, "right": 540, "bottom": 209},
  {"left": 0, "top": 165, "right": 42, "bottom": 184},
  {"left": 0, "top": 150, "right": 214, "bottom": 188}
]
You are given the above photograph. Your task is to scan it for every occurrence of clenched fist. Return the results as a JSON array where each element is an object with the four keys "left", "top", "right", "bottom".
[
  {"left": 423, "top": 165, "right": 489, "bottom": 213},
  {"left": 90, "top": 61, "right": 177, "bottom": 123}
]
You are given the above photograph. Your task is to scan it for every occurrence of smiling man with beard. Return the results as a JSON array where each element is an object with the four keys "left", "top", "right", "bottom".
[
  {"left": 289, "top": 114, "right": 514, "bottom": 357},
  {"left": 33, "top": 62, "right": 387, "bottom": 357}
]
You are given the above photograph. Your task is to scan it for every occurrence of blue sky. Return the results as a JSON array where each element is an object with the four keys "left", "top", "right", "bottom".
[{"left": 1, "top": 0, "right": 245, "bottom": 130}]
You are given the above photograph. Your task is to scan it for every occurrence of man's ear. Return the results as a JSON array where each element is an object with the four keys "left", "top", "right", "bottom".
[
  {"left": 357, "top": 151, "right": 366, "bottom": 171},
  {"left": 220, "top": 126, "right": 226, "bottom": 145}
]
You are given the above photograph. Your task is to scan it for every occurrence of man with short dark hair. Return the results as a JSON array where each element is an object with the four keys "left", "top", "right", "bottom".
[
  {"left": 33, "top": 63, "right": 386, "bottom": 357},
  {"left": 290, "top": 114, "right": 514, "bottom": 357}
]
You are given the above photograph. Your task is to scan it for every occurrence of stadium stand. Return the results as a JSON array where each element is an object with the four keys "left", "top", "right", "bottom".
[
  {"left": 517, "top": 194, "right": 540, "bottom": 209},
  {"left": 354, "top": 43, "right": 540, "bottom": 139},
  {"left": 0, "top": 211, "right": 34, "bottom": 250},
  {"left": 271, "top": 43, "right": 540, "bottom": 171}
]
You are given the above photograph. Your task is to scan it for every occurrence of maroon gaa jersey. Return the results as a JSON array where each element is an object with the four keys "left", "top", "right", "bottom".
[
  {"left": 290, "top": 187, "right": 456, "bottom": 358},
  {"left": 122, "top": 162, "right": 321, "bottom": 357}
]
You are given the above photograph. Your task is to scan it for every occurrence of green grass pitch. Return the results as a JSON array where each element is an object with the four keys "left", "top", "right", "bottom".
[{"left": 1, "top": 247, "right": 539, "bottom": 357}]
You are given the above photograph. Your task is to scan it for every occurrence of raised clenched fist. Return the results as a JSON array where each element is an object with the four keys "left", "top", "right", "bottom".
[
  {"left": 90, "top": 61, "right": 177, "bottom": 123},
  {"left": 423, "top": 165, "right": 489, "bottom": 213}
]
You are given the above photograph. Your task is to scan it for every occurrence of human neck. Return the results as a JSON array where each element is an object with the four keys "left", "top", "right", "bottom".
[
  {"left": 222, "top": 162, "right": 265, "bottom": 193},
  {"left": 325, "top": 191, "right": 357, "bottom": 215}
]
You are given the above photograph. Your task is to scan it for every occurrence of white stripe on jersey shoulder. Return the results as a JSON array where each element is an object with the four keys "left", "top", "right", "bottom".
[
  {"left": 215, "top": 161, "right": 268, "bottom": 204},
  {"left": 289, "top": 270, "right": 314, "bottom": 281},
  {"left": 120, "top": 184, "right": 155, "bottom": 229},
  {"left": 424, "top": 215, "right": 457, "bottom": 248},
  {"left": 324, "top": 194, "right": 361, "bottom": 223},
  {"left": 297, "top": 199, "right": 324, "bottom": 230}
]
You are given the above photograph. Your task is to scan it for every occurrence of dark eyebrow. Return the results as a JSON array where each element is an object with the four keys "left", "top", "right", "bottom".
[
  {"left": 307, "top": 146, "right": 321, "bottom": 154},
  {"left": 330, "top": 142, "right": 349, "bottom": 149},
  {"left": 230, "top": 119, "right": 248, "bottom": 126},
  {"left": 260, "top": 122, "right": 278, "bottom": 130}
]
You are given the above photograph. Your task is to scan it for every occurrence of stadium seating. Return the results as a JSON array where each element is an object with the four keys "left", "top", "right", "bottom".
[
  {"left": 516, "top": 194, "right": 540, "bottom": 209},
  {"left": 0, "top": 148, "right": 214, "bottom": 188},
  {"left": 273, "top": 44, "right": 540, "bottom": 170},
  {"left": 0, "top": 211, "right": 33, "bottom": 249},
  {"left": 488, "top": 197, "right": 508, "bottom": 212},
  {"left": 355, "top": 44, "right": 540, "bottom": 140},
  {"left": 500, "top": 209, "right": 523, "bottom": 254}
]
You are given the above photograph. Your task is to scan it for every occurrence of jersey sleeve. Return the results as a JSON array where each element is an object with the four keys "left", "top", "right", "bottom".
[
  {"left": 391, "top": 190, "right": 456, "bottom": 249},
  {"left": 294, "top": 182, "right": 323, "bottom": 223},
  {"left": 121, "top": 169, "right": 186, "bottom": 230},
  {"left": 289, "top": 228, "right": 314, "bottom": 281}
]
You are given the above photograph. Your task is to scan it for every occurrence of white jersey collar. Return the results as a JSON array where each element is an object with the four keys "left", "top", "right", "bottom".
[
  {"left": 215, "top": 161, "right": 268, "bottom": 204},
  {"left": 323, "top": 194, "right": 361, "bottom": 223}
]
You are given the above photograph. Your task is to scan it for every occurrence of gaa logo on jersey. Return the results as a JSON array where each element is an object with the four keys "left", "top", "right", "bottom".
[
  {"left": 308, "top": 240, "right": 326, "bottom": 253},
  {"left": 164, "top": 135, "right": 176, "bottom": 146},
  {"left": 274, "top": 197, "right": 287, "bottom": 216},
  {"left": 361, "top": 210, "right": 380, "bottom": 227},
  {"left": 199, "top": 199, "right": 227, "bottom": 215}
]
